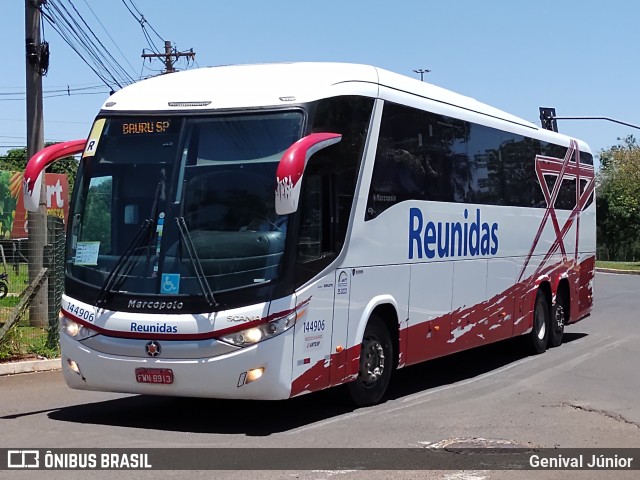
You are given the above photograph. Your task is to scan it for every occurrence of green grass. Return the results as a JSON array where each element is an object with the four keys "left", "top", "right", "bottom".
[
  {"left": 5, "top": 263, "right": 29, "bottom": 295},
  {"left": 0, "top": 262, "right": 61, "bottom": 361},
  {"left": 0, "top": 323, "right": 59, "bottom": 361},
  {"left": 0, "top": 295, "right": 20, "bottom": 308},
  {"left": 596, "top": 261, "right": 640, "bottom": 271}
]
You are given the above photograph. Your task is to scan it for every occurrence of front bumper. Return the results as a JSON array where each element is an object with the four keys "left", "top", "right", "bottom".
[{"left": 60, "top": 330, "right": 294, "bottom": 400}]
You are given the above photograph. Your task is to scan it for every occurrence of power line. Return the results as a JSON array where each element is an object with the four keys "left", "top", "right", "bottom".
[
  {"left": 40, "top": 5, "right": 117, "bottom": 90},
  {"left": 121, "top": 0, "right": 165, "bottom": 43},
  {"left": 40, "top": 0, "right": 138, "bottom": 90},
  {"left": 0, "top": 90, "right": 111, "bottom": 102},
  {"left": 81, "top": 0, "right": 137, "bottom": 75},
  {"left": 0, "top": 84, "right": 108, "bottom": 96},
  {"left": 0, "top": 117, "right": 90, "bottom": 124},
  {"left": 121, "top": 0, "right": 164, "bottom": 55},
  {"left": 0, "top": 81, "right": 105, "bottom": 90},
  {"left": 118, "top": 0, "right": 196, "bottom": 75},
  {"left": 51, "top": 0, "right": 132, "bottom": 86},
  {"left": 65, "top": 0, "right": 136, "bottom": 83}
]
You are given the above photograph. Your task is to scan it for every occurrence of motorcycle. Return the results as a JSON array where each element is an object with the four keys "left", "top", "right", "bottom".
[{"left": 0, "top": 271, "right": 8, "bottom": 299}]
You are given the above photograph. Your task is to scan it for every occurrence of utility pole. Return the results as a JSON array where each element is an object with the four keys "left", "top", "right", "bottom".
[
  {"left": 25, "top": 0, "right": 48, "bottom": 328},
  {"left": 413, "top": 68, "right": 431, "bottom": 81},
  {"left": 141, "top": 40, "right": 195, "bottom": 74}
]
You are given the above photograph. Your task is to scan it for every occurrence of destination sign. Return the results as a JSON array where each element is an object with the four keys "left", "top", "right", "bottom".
[{"left": 120, "top": 120, "right": 172, "bottom": 135}]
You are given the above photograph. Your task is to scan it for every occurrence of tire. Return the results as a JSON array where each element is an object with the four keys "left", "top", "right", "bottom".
[
  {"left": 549, "top": 288, "right": 567, "bottom": 348},
  {"left": 529, "top": 289, "right": 550, "bottom": 355},
  {"left": 347, "top": 317, "right": 393, "bottom": 407},
  {"left": 0, "top": 281, "right": 7, "bottom": 299}
]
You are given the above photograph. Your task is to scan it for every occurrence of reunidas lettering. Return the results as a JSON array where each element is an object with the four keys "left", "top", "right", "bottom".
[
  {"left": 127, "top": 299, "right": 184, "bottom": 311},
  {"left": 130, "top": 322, "right": 178, "bottom": 333},
  {"left": 409, "top": 207, "right": 499, "bottom": 259}
]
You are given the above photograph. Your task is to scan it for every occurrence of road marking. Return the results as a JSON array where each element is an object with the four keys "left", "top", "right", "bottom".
[{"left": 443, "top": 472, "right": 488, "bottom": 480}]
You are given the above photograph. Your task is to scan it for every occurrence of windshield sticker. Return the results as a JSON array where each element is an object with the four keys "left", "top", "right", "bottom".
[
  {"left": 161, "top": 273, "right": 180, "bottom": 294},
  {"left": 82, "top": 119, "right": 106, "bottom": 158},
  {"left": 74, "top": 241, "right": 100, "bottom": 265}
]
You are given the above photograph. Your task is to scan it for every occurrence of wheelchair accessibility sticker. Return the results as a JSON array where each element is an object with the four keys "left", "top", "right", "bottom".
[{"left": 161, "top": 273, "right": 180, "bottom": 294}]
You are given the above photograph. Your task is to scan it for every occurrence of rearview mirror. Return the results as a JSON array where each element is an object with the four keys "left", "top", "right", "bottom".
[{"left": 275, "top": 132, "right": 341, "bottom": 215}]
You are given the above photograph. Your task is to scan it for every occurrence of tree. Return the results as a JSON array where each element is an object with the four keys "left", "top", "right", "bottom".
[
  {"left": 0, "top": 144, "right": 79, "bottom": 189},
  {"left": 597, "top": 135, "right": 640, "bottom": 260}
]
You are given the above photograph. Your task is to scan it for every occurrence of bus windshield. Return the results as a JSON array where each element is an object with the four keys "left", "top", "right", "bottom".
[{"left": 67, "top": 111, "right": 304, "bottom": 300}]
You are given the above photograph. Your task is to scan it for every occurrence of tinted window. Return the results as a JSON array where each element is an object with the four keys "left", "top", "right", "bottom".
[
  {"left": 294, "top": 96, "right": 374, "bottom": 285},
  {"left": 580, "top": 151, "right": 594, "bottom": 165},
  {"left": 556, "top": 178, "right": 577, "bottom": 210},
  {"left": 366, "top": 101, "right": 591, "bottom": 219}
]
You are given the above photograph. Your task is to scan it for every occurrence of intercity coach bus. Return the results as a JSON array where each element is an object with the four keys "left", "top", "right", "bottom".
[{"left": 24, "top": 63, "right": 595, "bottom": 406}]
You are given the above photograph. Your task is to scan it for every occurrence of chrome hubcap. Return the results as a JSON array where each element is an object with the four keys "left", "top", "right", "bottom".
[
  {"left": 359, "top": 337, "right": 385, "bottom": 386},
  {"left": 555, "top": 305, "right": 565, "bottom": 329}
]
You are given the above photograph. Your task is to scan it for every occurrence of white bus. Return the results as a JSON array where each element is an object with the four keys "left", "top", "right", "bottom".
[{"left": 24, "top": 63, "right": 595, "bottom": 406}]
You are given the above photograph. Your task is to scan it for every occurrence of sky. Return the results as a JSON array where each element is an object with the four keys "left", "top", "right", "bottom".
[{"left": 1, "top": 0, "right": 639, "bottom": 164}]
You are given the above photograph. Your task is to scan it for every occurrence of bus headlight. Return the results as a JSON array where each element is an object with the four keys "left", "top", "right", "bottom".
[
  {"left": 60, "top": 315, "right": 98, "bottom": 341},
  {"left": 219, "top": 312, "right": 296, "bottom": 347}
]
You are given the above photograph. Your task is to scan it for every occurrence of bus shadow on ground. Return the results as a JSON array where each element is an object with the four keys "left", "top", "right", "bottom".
[{"left": 48, "top": 333, "right": 587, "bottom": 436}]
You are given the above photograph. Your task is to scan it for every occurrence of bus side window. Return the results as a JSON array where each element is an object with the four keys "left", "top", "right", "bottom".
[
  {"left": 294, "top": 169, "right": 336, "bottom": 285},
  {"left": 294, "top": 95, "right": 373, "bottom": 285},
  {"left": 297, "top": 174, "right": 324, "bottom": 263}
]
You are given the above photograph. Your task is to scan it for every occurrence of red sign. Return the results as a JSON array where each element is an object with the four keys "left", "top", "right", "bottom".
[{"left": 10, "top": 172, "right": 69, "bottom": 239}]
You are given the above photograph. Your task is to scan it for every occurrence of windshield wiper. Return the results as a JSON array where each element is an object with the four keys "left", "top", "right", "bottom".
[
  {"left": 175, "top": 216, "right": 218, "bottom": 307},
  {"left": 94, "top": 176, "right": 167, "bottom": 307},
  {"left": 95, "top": 219, "right": 154, "bottom": 307}
]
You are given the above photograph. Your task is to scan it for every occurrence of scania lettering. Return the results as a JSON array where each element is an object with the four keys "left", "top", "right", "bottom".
[{"left": 25, "top": 63, "right": 595, "bottom": 406}]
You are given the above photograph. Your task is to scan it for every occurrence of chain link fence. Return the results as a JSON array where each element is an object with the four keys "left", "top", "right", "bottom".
[{"left": 0, "top": 215, "right": 65, "bottom": 361}]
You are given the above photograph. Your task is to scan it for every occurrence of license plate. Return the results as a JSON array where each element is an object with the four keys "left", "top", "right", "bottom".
[{"left": 135, "top": 368, "right": 174, "bottom": 384}]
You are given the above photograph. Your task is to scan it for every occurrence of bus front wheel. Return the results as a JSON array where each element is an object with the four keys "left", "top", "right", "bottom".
[{"left": 347, "top": 317, "right": 393, "bottom": 407}]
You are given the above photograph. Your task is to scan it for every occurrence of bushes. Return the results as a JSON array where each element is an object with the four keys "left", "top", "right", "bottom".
[{"left": 597, "top": 136, "right": 640, "bottom": 261}]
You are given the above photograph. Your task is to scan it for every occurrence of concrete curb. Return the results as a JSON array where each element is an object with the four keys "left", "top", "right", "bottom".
[
  {"left": 595, "top": 268, "right": 640, "bottom": 275},
  {"left": 0, "top": 358, "right": 60, "bottom": 376}
]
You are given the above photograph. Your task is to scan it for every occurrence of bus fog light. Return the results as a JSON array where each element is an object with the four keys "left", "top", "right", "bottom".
[
  {"left": 67, "top": 359, "right": 80, "bottom": 374},
  {"left": 246, "top": 368, "right": 264, "bottom": 383}
]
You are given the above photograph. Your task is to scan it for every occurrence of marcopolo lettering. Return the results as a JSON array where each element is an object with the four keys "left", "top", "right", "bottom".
[
  {"left": 128, "top": 299, "right": 184, "bottom": 310},
  {"left": 409, "top": 207, "right": 499, "bottom": 260}
]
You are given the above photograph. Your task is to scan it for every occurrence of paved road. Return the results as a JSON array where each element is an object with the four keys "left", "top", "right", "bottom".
[{"left": 1, "top": 272, "right": 639, "bottom": 480}]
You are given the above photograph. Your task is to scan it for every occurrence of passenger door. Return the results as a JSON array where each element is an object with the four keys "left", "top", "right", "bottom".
[{"left": 290, "top": 273, "right": 335, "bottom": 395}]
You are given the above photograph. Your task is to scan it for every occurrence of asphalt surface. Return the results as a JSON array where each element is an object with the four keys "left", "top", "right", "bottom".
[{"left": 1, "top": 272, "right": 639, "bottom": 480}]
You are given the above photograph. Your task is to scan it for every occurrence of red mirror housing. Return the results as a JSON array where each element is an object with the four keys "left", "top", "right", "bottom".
[{"left": 275, "top": 132, "right": 342, "bottom": 215}]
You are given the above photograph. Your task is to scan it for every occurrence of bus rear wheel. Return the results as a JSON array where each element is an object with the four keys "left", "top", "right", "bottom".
[
  {"left": 549, "top": 289, "right": 567, "bottom": 348},
  {"left": 347, "top": 317, "right": 393, "bottom": 407},
  {"left": 529, "top": 289, "right": 550, "bottom": 355}
]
